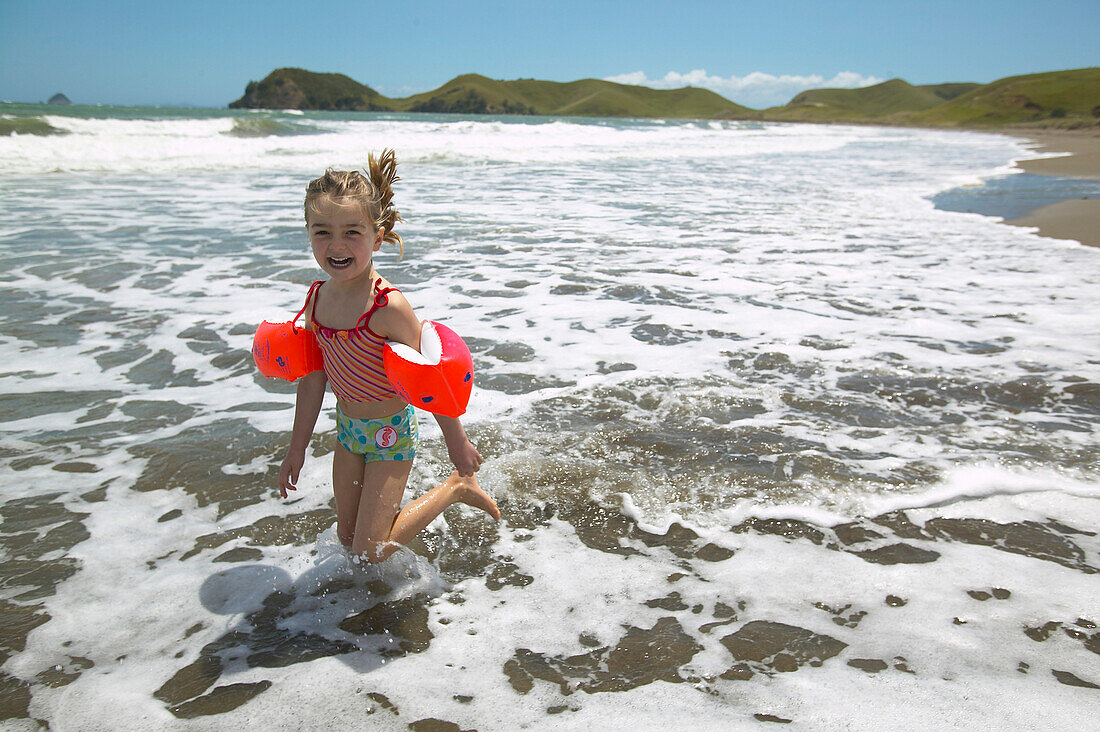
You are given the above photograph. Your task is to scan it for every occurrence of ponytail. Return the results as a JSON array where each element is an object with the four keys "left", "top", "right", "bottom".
[
  {"left": 304, "top": 148, "right": 404, "bottom": 257},
  {"left": 367, "top": 149, "right": 403, "bottom": 255}
]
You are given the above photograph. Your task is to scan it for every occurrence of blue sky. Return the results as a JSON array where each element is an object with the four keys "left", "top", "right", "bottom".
[{"left": 1, "top": 0, "right": 1097, "bottom": 108}]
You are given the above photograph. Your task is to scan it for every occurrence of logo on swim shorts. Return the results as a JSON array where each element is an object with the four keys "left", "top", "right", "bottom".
[{"left": 375, "top": 426, "right": 398, "bottom": 448}]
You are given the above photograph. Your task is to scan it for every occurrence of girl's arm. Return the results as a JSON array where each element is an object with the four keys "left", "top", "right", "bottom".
[
  {"left": 376, "top": 293, "right": 483, "bottom": 476},
  {"left": 434, "top": 414, "right": 482, "bottom": 476},
  {"left": 278, "top": 368, "right": 328, "bottom": 497}
]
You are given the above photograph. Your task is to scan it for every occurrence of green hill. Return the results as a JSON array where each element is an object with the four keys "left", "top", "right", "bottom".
[
  {"left": 393, "top": 74, "right": 538, "bottom": 114},
  {"left": 923, "top": 83, "right": 983, "bottom": 102},
  {"left": 896, "top": 67, "right": 1100, "bottom": 127},
  {"left": 394, "top": 73, "right": 754, "bottom": 118},
  {"left": 760, "top": 79, "right": 981, "bottom": 122},
  {"left": 230, "top": 69, "right": 754, "bottom": 119},
  {"left": 228, "top": 67, "right": 1099, "bottom": 128},
  {"left": 229, "top": 68, "right": 396, "bottom": 111},
  {"left": 759, "top": 69, "right": 1098, "bottom": 127}
]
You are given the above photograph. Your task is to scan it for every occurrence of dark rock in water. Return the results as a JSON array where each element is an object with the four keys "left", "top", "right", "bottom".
[
  {"left": 485, "top": 561, "right": 534, "bottom": 590},
  {"left": 167, "top": 681, "right": 272, "bottom": 719},
  {"left": 714, "top": 601, "right": 741, "bottom": 619},
  {"left": 1027, "top": 621, "right": 1062, "bottom": 642},
  {"left": 155, "top": 655, "right": 223, "bottom": 705},
  {"left": 632, "top": 521, "right": 700, "bottom": 558},
  {"left": 813, "top": 602, "right": 867, "bottom": 628},
  {"left": 587, "top": 616, "right": 702, "bottom": 691},
  {"left": 924, "top": 517, "right": 1097, "bottom": 573},
  {"left": 212, "top": 547, "right": 263, "bottom": 563},
  {"left": 848, "top": 658, "right": 888, "bottom": 673},
  {"left": 870, "top": 511, "right": 931, "bottom": 540},
  {"left": 1051, "top": 670, "right": 1100, "bottom": 689},
  {"left": 48, "top": 93, "right": 72, "bottom": 105},
  {"left": 731, "top": 517, "right": 825, "bottom": 545},
  {"left": 645, "top": 592, "right": 689, "bottom": 611},
  {"left": 0, "top": 671, "right": 32, "bottom": 720},
  {"left": 893, "top": 656, "right": 915, "bottom": 674},
  {"left": 366, "top": 692, "right": 398, "bottom": 715},
  {"left": 699, "top": 617, "right": 739, "bottom": 635},
  {"left": 720, "top": 621, "right": 847, "bottom": 673},
  {"left": 339, "top": 595, "right": 434, "bottom": 656},
  {"left": 35, "top": 656, "right": 91, "bottom": 689},
  {"left": 833, "top": 522, "right": 885, "bottom": 545},
  {"left": 408, "top": 719, "right": 473, "bottom": 732},
  {"left": 853, "top": 543, "right": 940, "bottom": 565},
  {"left": 503, "top": 617, "right": 701, "bottom": 695},
  {"left": 694, "top": 542, "right": 736, "bottom": 561},
  {"left": 155, "top": 587, "right": 357, "bottom": 708},
  {"left": 720, "top": 663, "right": 755, "bottom": 681},
  {"left": 246, "top": 591, "right": 359, "bottom": 667},
  {"left": 1028, "top": 621, "right": 1100, "bottom": 656},
  {"left": 754, "top": 713, "right": 794, "bottom": 724}
]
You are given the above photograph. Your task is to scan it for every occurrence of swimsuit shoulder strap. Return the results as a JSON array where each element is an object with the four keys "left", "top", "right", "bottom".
[
  {"left": 355, "top": 279, "right": 401, "bottom": 333},
  {"left": 292, "top": 280, "right": 324, "bottom": 328}
]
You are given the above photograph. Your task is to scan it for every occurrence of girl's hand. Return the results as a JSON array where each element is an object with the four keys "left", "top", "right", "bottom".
[
  {"left": 278, "top": 450, "right": 305, "bottom": 498},
  {"left": 448, "top": 439, "right": 482, "bottom": 477}
]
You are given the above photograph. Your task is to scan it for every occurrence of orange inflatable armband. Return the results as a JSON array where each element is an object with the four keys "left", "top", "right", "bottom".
[
  {"left": 383, "top": 321, "right": 474, "bottom": 418},
  {"left": 252, "top": 321, "right": 325, "bottom": 381}
]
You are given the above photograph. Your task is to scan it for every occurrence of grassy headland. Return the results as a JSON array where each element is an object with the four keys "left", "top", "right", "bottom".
[
  {"left": 759, "top": 79, "right": 980, "bottom": 122},
  {"left": 230, "top": 67, "right": 1099, "bottom": 130},
  {"left": 229, "top": 68, "right": 394, "bottom": 111},
  {"left": 758, "top": 69, "right": 1100, "bottom": 128},
  {"left": 899, "top": 68, "right": 1100, "bottom": 127},
  {"left": 230, "top": 68, "right": 752, "bottom": 119}
]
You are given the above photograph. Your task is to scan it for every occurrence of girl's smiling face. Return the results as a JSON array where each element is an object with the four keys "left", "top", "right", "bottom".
[{"left": 307, "top": 196, "right": 383, "bottom": 282}]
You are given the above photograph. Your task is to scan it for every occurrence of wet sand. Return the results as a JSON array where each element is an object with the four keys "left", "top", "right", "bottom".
[{"left": 1007, "top": 130, "right": 1100, "bottom": 248}]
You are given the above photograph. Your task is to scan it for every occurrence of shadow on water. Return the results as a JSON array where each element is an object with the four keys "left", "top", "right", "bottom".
[
  {"left": 155, "top": 560, "right": 438, "bottom": 720},
  {"left": 149, "top": 482, "right": 1100, "bottom": 722},
  {"left": 4, "top": 469, "right": 1099, "bottom": 725}
]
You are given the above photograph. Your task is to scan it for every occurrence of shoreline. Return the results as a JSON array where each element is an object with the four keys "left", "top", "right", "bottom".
[{"left": 1003, "top": 129, "right": 1100, "bottom": 248}]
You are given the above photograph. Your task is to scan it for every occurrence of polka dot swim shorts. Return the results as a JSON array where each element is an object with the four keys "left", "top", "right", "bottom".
[{"left": 335, "top": 404, "right": 418, "bottom": 462}]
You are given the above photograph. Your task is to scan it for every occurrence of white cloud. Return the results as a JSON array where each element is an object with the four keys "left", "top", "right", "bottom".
[{"left": 603, "top": 69, "right": 884, "bottom": 109}]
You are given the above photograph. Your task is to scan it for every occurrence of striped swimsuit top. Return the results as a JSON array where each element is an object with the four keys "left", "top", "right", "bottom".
[{"left": 294, "top": 279, "right": 400, "bottom": 403}]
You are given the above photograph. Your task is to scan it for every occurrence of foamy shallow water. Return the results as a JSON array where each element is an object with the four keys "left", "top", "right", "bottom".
[{"left": 0, "top": 107, "right": 1097, "bottom": 729}]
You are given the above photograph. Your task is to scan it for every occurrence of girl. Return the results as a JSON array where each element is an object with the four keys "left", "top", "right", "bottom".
[{"left": 278, "top": 149, "right": 500, "bottom": 563}]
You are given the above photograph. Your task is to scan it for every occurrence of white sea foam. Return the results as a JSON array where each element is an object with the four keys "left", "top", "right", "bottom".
[{"left": 1, "top": 111, "right": 1097, "bottom": 728}]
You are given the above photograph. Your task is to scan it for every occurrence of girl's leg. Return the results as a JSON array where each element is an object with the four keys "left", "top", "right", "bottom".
[
  {"left": 351, "top": 460, "right": 414, "bottom": 562},
  {"left": 352, "top": 465, "right": 500, "bottom": 564},
  {"left": 332, "top": 442, "right": 366, "bottom": 548}
]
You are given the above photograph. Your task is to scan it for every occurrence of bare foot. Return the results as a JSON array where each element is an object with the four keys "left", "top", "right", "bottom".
[{"left": 443, "top": 471, "right": 501, "bottom": 520}]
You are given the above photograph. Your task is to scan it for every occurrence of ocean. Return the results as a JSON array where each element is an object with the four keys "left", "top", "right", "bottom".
[{"left": 1, "top": 104, "right": 1098, "bottom": 730}]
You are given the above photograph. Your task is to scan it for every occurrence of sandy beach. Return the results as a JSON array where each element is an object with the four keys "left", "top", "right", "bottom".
[{"left": 1007, "top": 130, "right": 1100, "bottom": 247}]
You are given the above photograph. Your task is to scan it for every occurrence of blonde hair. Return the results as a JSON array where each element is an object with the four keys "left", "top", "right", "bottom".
[{"left": 304, "top": 149, "right": 404, "bottom": 256}]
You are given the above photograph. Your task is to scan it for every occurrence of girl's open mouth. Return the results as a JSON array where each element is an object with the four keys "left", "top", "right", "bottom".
[{"left": 328, "top": 257, "right": 353, "bottom": 269}]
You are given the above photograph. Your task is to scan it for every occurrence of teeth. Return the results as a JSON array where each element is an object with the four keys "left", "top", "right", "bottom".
[{"left": 330, "top": 257, "right": 351, "bottom": 266}]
